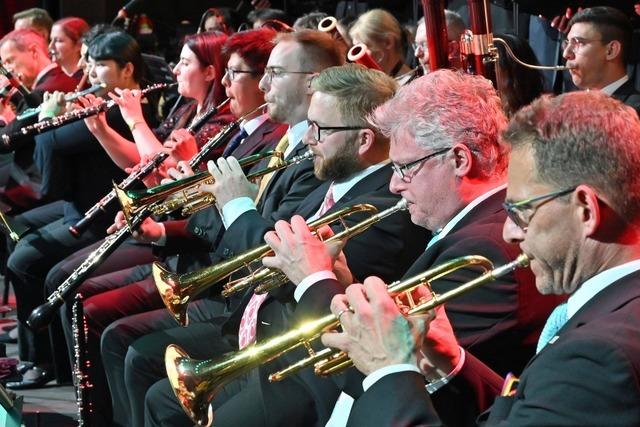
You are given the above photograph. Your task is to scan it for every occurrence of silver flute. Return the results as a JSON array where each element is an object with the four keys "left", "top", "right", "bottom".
[{"left": 16, "top": 83, "right": 107, "bottom": 121}]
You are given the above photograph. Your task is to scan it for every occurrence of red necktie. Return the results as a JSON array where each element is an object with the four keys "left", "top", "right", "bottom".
[
  {"left": 238, "top": 292, "right": 269, "bottom": 349},
  {"left": 316, "top": 182, "right": 336, "bottom": 217}
]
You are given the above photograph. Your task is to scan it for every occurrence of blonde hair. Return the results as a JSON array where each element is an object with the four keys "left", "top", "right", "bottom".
[
  {"left": 311, "top": 63, "right": 398, "bottom": 126},
  {"left": 349, "top": 9, "right": 407, "bottom": 53}
]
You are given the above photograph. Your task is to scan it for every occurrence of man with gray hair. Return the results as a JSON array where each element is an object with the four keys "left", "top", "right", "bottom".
[
  {"left": 331, "top": 90, "right": 640, "bottom": 426},
  {"left": 264, "top": 69, "right": 560, "bottom": 425}
]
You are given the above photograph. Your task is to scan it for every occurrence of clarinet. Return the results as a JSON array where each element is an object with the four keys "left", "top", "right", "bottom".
[
  {"left": 27, "top": 102, "right": 247, "bottom": 330},
  {"left": 1, "top": 82, "right": 175, "bottom": 147},
  {"left": 28, "top": 206, "right": 152, "bottom": 331},
  {"left": 68, "top": 98, "right": 228, "bottom": 237},
  {"left": 72, "top": 294, "right": 93, "bottom": 426}
]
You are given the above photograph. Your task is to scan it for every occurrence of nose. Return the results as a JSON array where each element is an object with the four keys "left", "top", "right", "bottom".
[
  {"left": 221, "top": 71, "right": 230, "bottom": 87},
  {"left": 302, "top": 126, "right": 315, "bottom": 147},
  {"left": 258, "top": 73, "right": 269, "bottom": 93},
  {"left": 388, "top": 171, "right": 405, "bottom": 195},
  {"left": 48, "top": 39, "right": 55, "bottom": 51},
  {"left": 562, "top": 44, "right": 574, "bottom": 60},
  {"left": 502, "top": 215, "right": 525, "bottom": 244}
]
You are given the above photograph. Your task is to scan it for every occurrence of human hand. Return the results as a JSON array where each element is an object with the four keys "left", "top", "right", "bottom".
[
  {"left": 107, "top": 210, "right": 164, "bottom": 243},
  {"left": 38, "top": 91, "right": 66, "bottom": 120},
  {"left": 124, "top": 154, "right": 168, "bottom": 188},
  {"left": 108, "top": 88, "right": 145, "bottom": 125},
  {"left": 78, "top": 94, "right": 109, "bottom": 134},
  {"left": 164, "top": 129, "right": 198, "bottom": 162},
  {"left": 321, "top": 277, "right": 426, "bottom": 375},
  {"left": 204, "top": 157, "right": 257, "bottom": 208},
  {"left": 262, "top": 216, "right": 352, "bottom": 286},
  {"left": 161, "top": 161, "right": 195, "bottom": 185}
]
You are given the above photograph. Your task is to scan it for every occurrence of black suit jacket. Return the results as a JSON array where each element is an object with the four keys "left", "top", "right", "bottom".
[
  {"left": 216, "top": 165, "right": 429, "bottom": 427},
  {"left": 349, "top": 268, "right": 640, "bottom": 427},
  {"left": 612, "top": 78, "right": 640, "bottom": 116}
]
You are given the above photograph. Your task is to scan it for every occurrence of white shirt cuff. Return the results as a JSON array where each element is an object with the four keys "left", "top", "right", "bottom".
[
  {"left": 294, "top": 270, "right": 337, "bottom": 302},
  {"left": 220, "top": 197, "right": 257, "bottom": 229},
  {"left": 361, "top": 347, "right": 465, "bottom": 394},
  {"left": 151, "top": 222, "right": 167, "bottom": 246}
]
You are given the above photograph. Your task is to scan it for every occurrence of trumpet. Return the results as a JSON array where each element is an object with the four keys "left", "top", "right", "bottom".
[
  {"left": 165, "top": 254, "right": 530, "bottom": 426},
  {"left": 16, "top": 83, "right": 106, "bottom": 121},
  {"left": 223, "top": 198, "right": 409, "bottom": 297},
  {"left": 115, "top": 149, "right": 293, "bottom": 226},
  {"left": 1, "top": 82, "right": 175, "bottom": 147}
]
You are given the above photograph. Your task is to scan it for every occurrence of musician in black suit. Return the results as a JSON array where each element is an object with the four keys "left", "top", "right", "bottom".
[
  {"left": 329, "top": 90, "right": 640, "bottom": 427},
  {"left": 263, "top": 69, "right": 561, "bottom": 426},
  {"left": 562, "top": 7, "right": 640, "bottom": 115},
  {"left": 122, "top": 63, "right": 425, "bottom": 427}
]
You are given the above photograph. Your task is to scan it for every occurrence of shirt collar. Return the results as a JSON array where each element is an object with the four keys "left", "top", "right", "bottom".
[
  {"left": 284, "top": 120, "right": 308, "bottom": 158},
  {"left": 599, "top": 74, "right": 629, "bottom": 96},
  {"left": 567, "top": 259, "right": 640, "bottom": 319},
  {"left": 331, "top": 161, "right": 389, "bottom": 203},
  {"left": 33, "top": 63, "right": 58, "bottom": 88},
  {"left": 241, "top": 113, "right": 269, "bottom": 136},
  {"left": 427, "top": 184, "right": 506, "bottom": 250}
]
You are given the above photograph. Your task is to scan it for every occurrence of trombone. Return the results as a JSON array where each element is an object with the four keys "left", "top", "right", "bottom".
[
  {"left": 164, "top": 254, "right": 530, "bottom": 426},
  {"left": 154, "top": 203, "right": 381, "bottom": 327}
]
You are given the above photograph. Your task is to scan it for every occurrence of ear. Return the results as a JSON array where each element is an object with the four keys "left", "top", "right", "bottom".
[
  {"left": 202, "top": 64, "right": 216, "bottom": 82},
  {"left": 574, "top": 184, "right": 600, "bottom": 237},
  {"left": 122, "top": 61, "right": 135, "bottom": 80},
  {"left": 605, "top": 40, "right": 621, "bottom": 61},
  {"left": 356, "top": 128, "right": 376, "bottom": 156},
  {"left": 305, "top": 72, "right": 318, "bottom": 94},
  {"left": 451, "top": 143, "right": 473, "bottom": 178}
]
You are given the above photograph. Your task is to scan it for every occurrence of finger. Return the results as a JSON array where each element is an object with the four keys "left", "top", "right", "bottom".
[
  {"left": 106, "top": 224, "right": 117, "bottom": 234},
  {"left": 320, "top": 331, "right": 350, "bottom": 352},
  {"left": 163, "top": 140, "right": 176, "bottom": 149},
  {"left": 273, "top": 219, "right": 295, "bottom": 250},
  {"left": 550, "top": 15, "right": 560, "bottom": 28},
  {"left": 330, "top": 293, "right": 350, "bottom": 317},
  {"left": 207, "top": 160, "right": 222, "bottom": 180},
  {"left": 362, "top": 276, "right": 396, "bottom": 312},
  {"left": 325, "top": 239, "right": 345, "bottom": 260},
  {"left": 290, "top": 215, "right": 312, "bottom": 239},
  {"left": 315, "top": 224, "right": 335, "bottom": 241},
  {"left": 226, "top": 156, "right": 244, "bottom": 175},
  {"left": 263, "top": 230, "right": 283, "bottom": 254},
  {"left": 216, "top": 157, "right": 233, "bottom": 175},
  {"left": 344, "top": 283, "right": 369, "bottom": 322}
]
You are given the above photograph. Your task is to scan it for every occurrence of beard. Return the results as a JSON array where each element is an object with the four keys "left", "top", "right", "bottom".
[{"left": 315, "top": 139, "right": 361, "bottom": 181}]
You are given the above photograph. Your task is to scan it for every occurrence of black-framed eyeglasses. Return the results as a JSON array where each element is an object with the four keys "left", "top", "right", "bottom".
[
  {"left": 308, "top": 120, "right": 367, "bottom": 142},
  {"left": 503, "top": 187, "right": 576, "bottom": 231},
  {"left": 224, "top": 67, "right": 258, "bottom": 81},
  {"left": 561, "top": 36, "right": 603, "bottom": 53},
  {"left": 391, "top": 148, "right": 450, "bottom": 182},
  {"left": 264, "top": 67, "right": 314, "bottom": 82}
]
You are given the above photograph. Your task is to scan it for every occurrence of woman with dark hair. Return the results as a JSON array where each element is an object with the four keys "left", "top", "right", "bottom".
[
  {"left": 494, "top": 33, "right": 546, "bottom": 116},
  {"left": 4, "top": 31, "right": 159, "bottom": 393},
  {"left": 83, "top": 31, "right": 233, "bottom": 170},
  {"left": 49, "top": 17, "right": 90, "bottom": 78}
]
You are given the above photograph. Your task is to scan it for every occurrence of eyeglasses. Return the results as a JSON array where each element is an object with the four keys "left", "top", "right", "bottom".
[
  {"left": 264, "top": 67, "right": 314, "bottom": 82},
  {"left": 412, "top": 41, "right": 427, "bottom": 52},
  {"left": 561, "top": 36, "right": 603, "bottom": 53},
  {"left": 224, "top": 67, "right": 258, "bottom": 81},
  {"left": 502, "top": 187, "right": 576, "bottom": 231},
  {"left": 391, "top": 147, "right": 450, "bottom": 182},
  {"left": 308, "top": 120, "right": 367, "bottom": 142}
]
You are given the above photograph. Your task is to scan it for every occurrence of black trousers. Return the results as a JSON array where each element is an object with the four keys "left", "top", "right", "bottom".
[
  {"left": 7, "top": 205, "right": 104, "bottom": 364},
  {"left": 101, "top": 299, "right": 228, "bottom": 427},
  {"left": 43, "top": 237, "right": 156, "bottom": 382}
]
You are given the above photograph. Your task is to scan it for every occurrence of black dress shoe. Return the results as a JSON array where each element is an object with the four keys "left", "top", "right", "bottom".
[
  {"left": 0, "top": 333, "right": 17, "bottom": 344},
  {"left": 6, "top": 366, "right": 54, "bottom": 390},
  {"left": 16, "top": 361, "right": 34, "bottom": 375}
]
